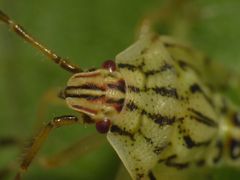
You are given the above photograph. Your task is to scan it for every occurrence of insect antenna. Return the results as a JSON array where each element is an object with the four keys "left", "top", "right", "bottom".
[{"left": 0, "top": 10, "right": 81, "bottom": 73}]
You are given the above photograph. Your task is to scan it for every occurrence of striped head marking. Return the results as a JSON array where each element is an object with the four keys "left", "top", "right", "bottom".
[{"left": 64, "top": 60, "right": 126, "bottom": 133}]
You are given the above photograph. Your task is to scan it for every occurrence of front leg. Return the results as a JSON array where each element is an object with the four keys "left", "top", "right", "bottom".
[{"left": 15, "top": 115, "right": 83, "bottom": 180}]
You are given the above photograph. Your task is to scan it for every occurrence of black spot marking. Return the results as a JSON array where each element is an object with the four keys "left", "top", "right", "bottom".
[
  {"left": 110, "top": 125, "right": 134, "bottom": 141},
  {"left": 126, "top": 101, "right": 138, "bottom": 111},
  {"left": 148, "top": 171, "right": 156, "bottom": 180},
  {"left": 190, "top": 83, "right": 202, "bottom": 93},
  {"left": 229, "top": 138, "right": 240, "bottom": 159},
  {"left": 183, "top": 135, "right": 211, "bottom": 149},
  {"left": 153, "top": 145, "right": 167, "bottom": 155},
  {"left": 178, "top": 60, "right": 188, "bottom": 70},
  {"left": 183, "top": 136, "right": 195, "bottom": 148},
  {"left": 188, "top": 108, "right": 218, "bottom": 128},
  {"left": 142, "top": 110, "right": 176, "bottom": 126},
  {"left": 152, "top": 87, "right": 178, "bottom": 99}
]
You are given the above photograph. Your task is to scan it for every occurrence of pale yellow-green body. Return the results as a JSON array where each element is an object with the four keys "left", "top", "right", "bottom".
[
  {"left": 104, "top": 34, "right": 239, "bottom": 180},
  {"left": 2, "top": 2, "right": 240, "bottom": 180}
]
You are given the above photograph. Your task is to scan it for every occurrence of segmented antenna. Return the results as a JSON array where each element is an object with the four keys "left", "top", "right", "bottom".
[{"left": 0, "top": 10, "right": 81, "bottom": 73}]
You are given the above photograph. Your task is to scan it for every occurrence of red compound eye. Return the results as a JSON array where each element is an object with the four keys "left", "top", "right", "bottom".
[
  {"left": 95, "top": 119, "right": 111, "bottom": 134},
  {"left": 102, "top": 60, "right": 116, "bottom": 72}
]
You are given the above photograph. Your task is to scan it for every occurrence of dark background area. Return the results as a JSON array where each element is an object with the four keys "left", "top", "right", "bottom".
[{"left": 1, "top": 0, "right": 240, "bottom": 179}]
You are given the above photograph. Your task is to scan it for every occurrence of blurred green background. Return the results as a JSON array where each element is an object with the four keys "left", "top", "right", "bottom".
[{"left": 0, "top": 0, "right": 240, "bottom": 179}]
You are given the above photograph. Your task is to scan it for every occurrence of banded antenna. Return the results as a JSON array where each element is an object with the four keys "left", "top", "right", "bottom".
[{"left": 0, "top": 10, "right": 81, "bottom": 73}]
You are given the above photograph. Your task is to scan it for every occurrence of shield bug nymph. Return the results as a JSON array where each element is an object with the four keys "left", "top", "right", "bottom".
[{"left": 1, "top": 1, "right": 240, "bottom": 180}]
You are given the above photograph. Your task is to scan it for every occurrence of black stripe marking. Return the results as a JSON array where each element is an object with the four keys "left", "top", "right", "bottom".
[
  {"left": 148, "top": 171, "right": 156, "bottom": 180},
  {"left": 128, "top": 86, "right": 141, "bottom": 93},
  {"left": 188, "top": 108, "right": 218, "bottom": 127},
  {"left": 128, "top": 86, "right": 179, "bottom": 100},
  {"left": 152, "top": 87, "right": 178, "bottom": 99},
  {"left": 107, "top": 79, "right": 126, "bottom": 93},
  {"left": 177, "top": 60, "right": 202, "bottom": 77},
  {"left": 183, "top": 135, "right": 211, "bottom": 149},
  {"left": 163, "top": 42, "right": 194, "bottom": 54},
  {"left": 145, "top": 63, "right": 173, "bottom": 76},
  {"left": 110, "top": 125, "right": 134, "bottom": 140},
  {"left": 189, "top": 83, "right": 214, "bottom": 108},
  {"left": 164, "top": 155, "right": 189, "bottom": 169},
  {"left": 142, "top": 110, "right": 176, "bottom": 126},
  {"left": 118, "top": 63, "right": 138, "bottom": 71},
  {"left": 65, "top": 94, "right": 105, "bottom": 100},
  {"left": 66, "top": 84, "right": 105, "bottom": 91}
]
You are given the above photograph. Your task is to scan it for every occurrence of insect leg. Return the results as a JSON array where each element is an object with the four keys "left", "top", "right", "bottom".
[
  {"left": 136, "top": 0, "right": 198, "bottom": 39},
  {"left": 0, "top": 10, "right": 81, "bottom": 73},
  {"left": 38, "top": 133, "right": 106, "bottom": 168},
  {"left": 35, "top": 88, "right": 66, "bottom": 129},
  {"left": 15, "top": 115, "right": 83, "bottom": 180}
]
